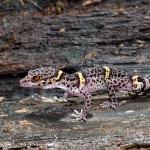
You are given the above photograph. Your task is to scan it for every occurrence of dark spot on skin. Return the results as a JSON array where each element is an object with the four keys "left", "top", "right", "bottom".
[
  {"left": 91, "top": 79, "right": 94, "bottom": 83},
  {"left": 87, "top": 104, "right": 90, "bottom": 107},
  {"left": 52, "top": 79, "right": 55, "bottom": 82},
  {"left": 48, "top": 81, "right": 52, "bottom": 84},
  {"left": 61, "top": 82, "right": 65, "bottom": 85},
  {"left": 123, "top": 84, "right": 126, "bottom": 87},
  {"left": 112, "top": 98, "right": 117, "bottom": 102},
  {"left": 66, "top": 77, "right": 69, "bottom": 81},
  {"left": 70, "top": 78, "right": 75, "bottom": 81},
  {"left": 121, "top": 80, "right": 124, "bottom": 83},
  {"left": 93, "top": 74, "right": 97, "bottom": 77},
  {"left": 86, "top": 100, "right": 90, "bottom": 104},
  {"left": 91, "top": 70, "right": 94, "bottom": 74},
  {"left": 109, "top": 82, "right": 113, "bottom": 85},
  {"left": 118, "top": 73, "right": 121, "bottom": 77},
  {"left": 83, "top": 93, "right": 86, "bottom": 96},
  {"left": 113, "top": 80, "right": 117, "bottom": 84},
  {"left": 109, "top": 93, "right": 114, "bottom": 97}
]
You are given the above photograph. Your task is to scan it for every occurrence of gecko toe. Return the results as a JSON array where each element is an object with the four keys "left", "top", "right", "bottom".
[{"left": 71, "top": 109, "right": 87, "bottom": 121}]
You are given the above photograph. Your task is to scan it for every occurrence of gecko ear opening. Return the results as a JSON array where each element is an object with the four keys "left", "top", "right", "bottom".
[{"left": 32, "top": 76, "right": 41, "bottom": 82}]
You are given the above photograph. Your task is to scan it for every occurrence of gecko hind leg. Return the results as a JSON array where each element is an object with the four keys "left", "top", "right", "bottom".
[
  {"left": 70, "top": 90, "right": 92, "bottom": 121},
  {"left": 99, "top": 80, "right": 126, "bottom": 109},
  {"left": 99, "top": 100, "right": 127, "bottom": 109},
  {"left": 62, "top": 92, "right": 70, "bottom": 102}
]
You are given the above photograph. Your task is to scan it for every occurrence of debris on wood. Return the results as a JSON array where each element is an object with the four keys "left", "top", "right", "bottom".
[{"left": 82, "top": 0, "right": 102, "bottom": 6}]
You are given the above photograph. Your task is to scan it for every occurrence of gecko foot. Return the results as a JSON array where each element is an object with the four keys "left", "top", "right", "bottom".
[
  {"left": 71, "top": 109, "right": 87, "bottom": 121},
  {"left": 99, "top": 100, "right": 127, "bottom": 109}
]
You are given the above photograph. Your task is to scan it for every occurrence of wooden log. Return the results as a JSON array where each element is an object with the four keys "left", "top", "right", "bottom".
[{"left": 0, "top": 0, "right": 149, "bottom": 75}]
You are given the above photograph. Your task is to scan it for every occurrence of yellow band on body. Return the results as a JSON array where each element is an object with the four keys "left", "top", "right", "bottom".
[
  {"left": 76, "top": 72, "right": 85, "bottom": 90},
  {"left": 55, "top": 70, "right": 63, "bottom": 81},
  {"left": 103, "top": 66, "right": 110, "bottom": 80},
  {"left": 132, "top": 75, "right": 139, "bottom": 82}
]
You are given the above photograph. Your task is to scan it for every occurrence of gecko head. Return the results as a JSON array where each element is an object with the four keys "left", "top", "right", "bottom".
[{"left": 20, "top": 67, "right": 59, "bottom": 89}]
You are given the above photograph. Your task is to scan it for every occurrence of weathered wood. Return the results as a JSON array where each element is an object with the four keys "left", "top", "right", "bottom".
[
  {"left": 0, "top": 95, "right": 150, "bottom": 149},
  {"left": 0, "top": 0, "right": 150, "bottom": 100},
  {"left": 0, "top": 0, "right": 150, "bottom": 75},
  {"left": 0, "top": 0, "right": 150, "bottom": 149}
]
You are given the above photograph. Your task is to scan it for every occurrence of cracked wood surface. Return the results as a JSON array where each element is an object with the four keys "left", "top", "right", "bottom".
[
  {"left": 0, "top": 1, "right": 150, "bottom": 75},
  {"left": 0, "top": 94, "right": 150, "bottom": 149},
  {"left": 0, "top": 0, "right": 150, "bottom": 149}
]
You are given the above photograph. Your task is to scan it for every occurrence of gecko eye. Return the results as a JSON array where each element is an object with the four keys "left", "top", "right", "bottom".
[{"left": 32, "top": 76, "right": 41, "bottom": 82}]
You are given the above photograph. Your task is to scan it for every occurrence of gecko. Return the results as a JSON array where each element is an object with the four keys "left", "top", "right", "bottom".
[{"left": 20, "top": 66, "right": 149, "bottom": 121}]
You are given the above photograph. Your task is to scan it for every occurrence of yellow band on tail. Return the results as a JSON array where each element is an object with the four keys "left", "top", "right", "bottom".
[
  {"left": 103, "top": 66, "right": 110, "bottom": 80},
  {"left": 76, "top": 72, "right": 85, "bottom": 90},
  {"left": 132, "top": 75, "right": 139, "bottom": 82},
  {"left": 132, "top": 75, "right": 144, "bottom": 91}
]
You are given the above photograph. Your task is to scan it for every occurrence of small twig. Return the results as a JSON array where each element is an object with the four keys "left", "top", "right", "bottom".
[
  {"left": 0, "top": 0, "right": 9, "bottom": 6},
  {"left": 18, "top": 0, "right": 24, "bottom": 6},
  {"left": 26, "top": 0, "right": 43, "bottom": 11},
  {"left": 121, "top": 143, "right": 150, "bottom": 150}
]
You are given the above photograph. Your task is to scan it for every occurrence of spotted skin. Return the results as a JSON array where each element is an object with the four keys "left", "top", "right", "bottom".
[{"left": 20, "top": 66, "right": 148, "bottom": 121}]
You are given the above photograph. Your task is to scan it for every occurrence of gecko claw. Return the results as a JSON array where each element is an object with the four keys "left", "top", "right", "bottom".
[
  {"left": 71, "top": 109, "right": 87, "bottom": 121},
  {"left": 99, "top": 100, "right": 127, "bottom": 109}
]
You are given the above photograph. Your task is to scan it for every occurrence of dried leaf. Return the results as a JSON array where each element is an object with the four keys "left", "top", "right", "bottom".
[
  {"left": 15, "top": 108, "right": 29, "bottom": 113},
  {"left": 82, "top": 0, "right": 102, "bottom": 6},
  {"left": 0, "top": 97, "right": 5, "bottom": 102},
  {"left": 119, "top": 43, "right": 124, "bottom": 48},
  {"left": 20, "top": 120, "right": 33, "bottom": 125},
  {"left": 3, "top": 121, "right": 16, "bottom": 132},
  {"left": 144, "top": 16, "right": 150, "bottom": 19},
  {"left": 18, "top": 0, "right": 24, "bottom": 6},
  {"left": 133, "top": 69, "right": 139, "bottom": 73},
  {"left": 85, "top": 50, "right": 97, "bottom": 59},
  {"left": 112, "top": 12, "right": 118, "bottom": 17},
  {"left": 0, "top": 114, "right": 8, "bottom": 118},
  {"left": 136, "top": 40, "right": 145, "bottom": 44},
  {"left": 59, "top": 28, "right": 65, "bottom": 33}
]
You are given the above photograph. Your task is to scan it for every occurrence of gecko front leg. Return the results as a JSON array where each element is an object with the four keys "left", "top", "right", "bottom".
[
  {"left": 69, "top": 88, "right": 92, "bottom": 121},
  {"left": 62, "top": 92, "right": 71, "bottom": 102}
]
